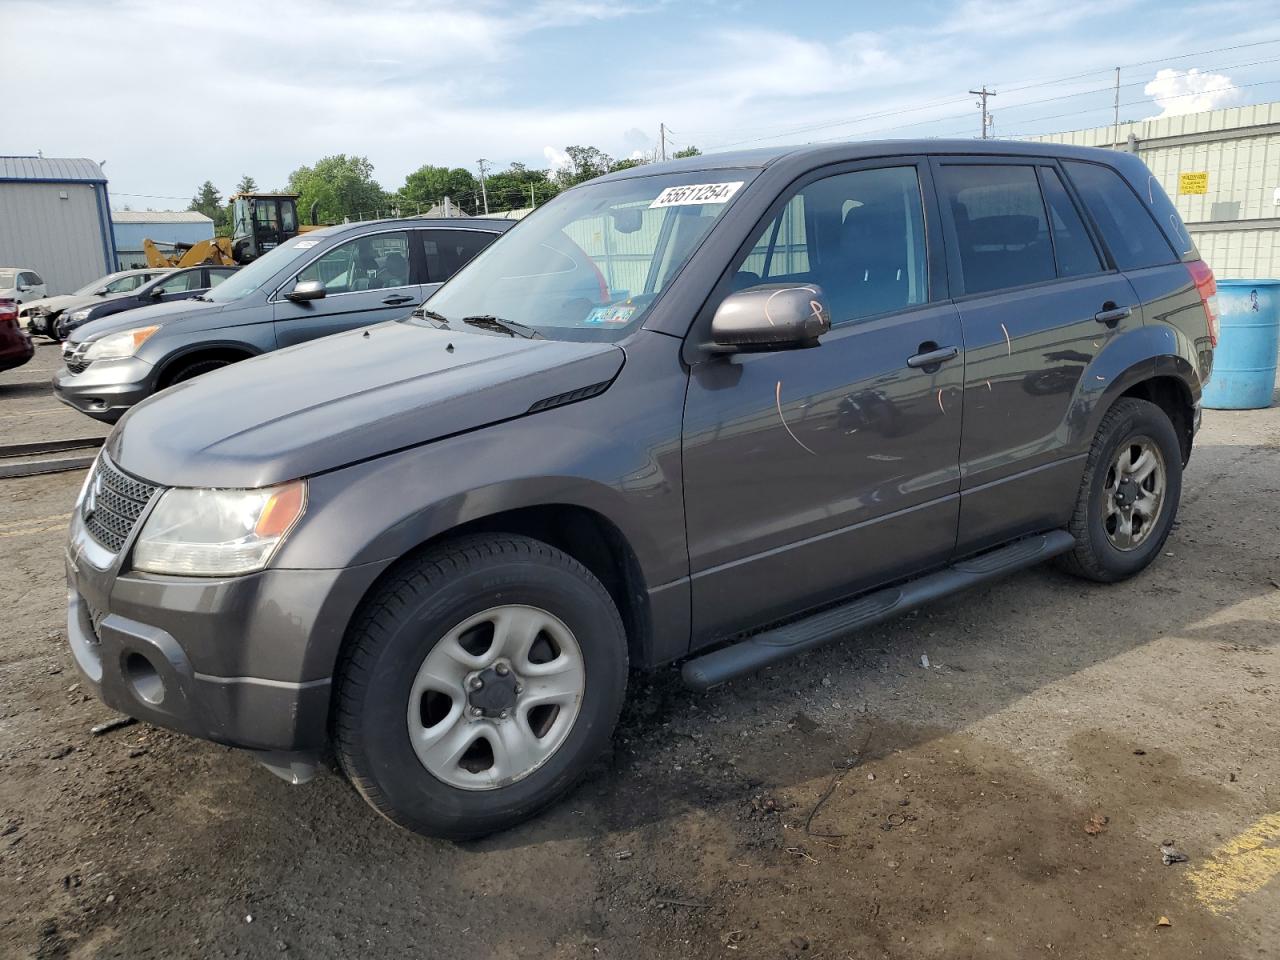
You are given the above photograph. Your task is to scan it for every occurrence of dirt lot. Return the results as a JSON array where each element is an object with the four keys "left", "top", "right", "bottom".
[{"left": 1, "top": 341, "right": 1277, "bottom": 959}]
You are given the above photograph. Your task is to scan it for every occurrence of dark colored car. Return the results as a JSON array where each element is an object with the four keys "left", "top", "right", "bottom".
[
  {"left": 20, "top": 268, "right": 173, "bottom": 341},
  {"left": 64, "top": 141, "right": 1216, "bottom": 839},
  {"left": 0, "top": 298, "right": 34, "bottom": 373},
  {"left": 53, "top": 218, "right": 512, "bottom": 422},
  {"left": 53, "top": 265, "right": 239, "bottom": 342}
]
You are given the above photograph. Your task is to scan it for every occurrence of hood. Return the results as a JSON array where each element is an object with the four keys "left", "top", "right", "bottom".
[
  {"left": 70, "top": 297, "right": 226, "bottom": 342},
  {"left": 20, "top": 293, "right": 88, "bottom": 316},
  {"left": 108, "top": 321, "right": 625, "bottom": 488}
]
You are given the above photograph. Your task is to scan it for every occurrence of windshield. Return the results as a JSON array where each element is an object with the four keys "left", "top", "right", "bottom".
[
  {"left": 420, "top": 171, "right": 754, "bottom": 341},
  {"left": 203, "top": 235, "right": 324, "bottom": 303},
  {"left": 0, "top": 271, "right": 17, "bottom": 288}
]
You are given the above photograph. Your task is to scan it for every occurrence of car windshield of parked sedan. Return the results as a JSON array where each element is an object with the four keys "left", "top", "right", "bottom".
[
  {"left": 419, "top": 171, "right": 756, "bottom": 342},
  {"left": 202, "top": 234, "right": 331, "bottom": 304}
]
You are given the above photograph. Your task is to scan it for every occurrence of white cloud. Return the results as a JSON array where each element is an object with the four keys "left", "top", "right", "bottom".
[
  {"left": 1144, "top": 68, "right": 1242, "bottom": 118},
  {"left": 543, "top": 146, "right": 572, "bottom": 171}
]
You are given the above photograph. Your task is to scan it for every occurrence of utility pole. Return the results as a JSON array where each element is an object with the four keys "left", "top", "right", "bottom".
[
  {"left": 659, "top": 123, "right": 667, "bottom": 161},
  {"left": 476, "top": 158, "right": 491, "bottom": 215},
  {"left": 970, "top": 86, "right": 996, "bottom": 139},
  {"left": 1112, "top": 66, "right": 1121, "bottom": 148}
]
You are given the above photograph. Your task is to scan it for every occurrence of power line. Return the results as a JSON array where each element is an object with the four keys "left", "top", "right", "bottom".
[{"left": 697, "top": 36, "right": 1280, "bottom": 150}]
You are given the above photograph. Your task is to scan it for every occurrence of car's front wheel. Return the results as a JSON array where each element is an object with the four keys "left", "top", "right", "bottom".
[{"left": 333, "top": 535, "right": 628, "bottom": 839}]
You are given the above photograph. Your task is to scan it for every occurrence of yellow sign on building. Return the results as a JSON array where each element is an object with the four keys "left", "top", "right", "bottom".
[{"left": 1179, "top": 171, "right": 1209, "bottom": 195}]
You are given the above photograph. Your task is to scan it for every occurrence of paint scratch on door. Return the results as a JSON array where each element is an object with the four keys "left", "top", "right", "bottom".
[{"left": 775, "top": 381, "right": 817, "bottom": 456}]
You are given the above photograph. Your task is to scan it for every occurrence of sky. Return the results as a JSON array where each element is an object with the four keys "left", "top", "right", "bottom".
[{"left": 4, "top": 0, "right": 1279, "bottom": 209}]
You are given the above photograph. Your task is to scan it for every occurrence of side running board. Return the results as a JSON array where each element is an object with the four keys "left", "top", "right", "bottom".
[{"left": 681, "top": 530, "right": 1076, "bottom": 691}]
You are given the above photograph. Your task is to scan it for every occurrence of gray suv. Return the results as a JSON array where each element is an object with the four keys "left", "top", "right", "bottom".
[
  {"left": 64, "top": 141, "right": 1216, "bottom": 838},
  {"left": 53, "top": 218, "right": 511, "bottom": 421}
]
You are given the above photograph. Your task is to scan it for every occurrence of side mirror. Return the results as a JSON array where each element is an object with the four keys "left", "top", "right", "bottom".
[
  {"left": 17, "top": 285, "right": 30, "bottom": 293},
  {"left": 286, "top": 279, "right": 326, "bottom": 302},
  {"left": 150, "top": 286, "right": 166, "bottom": 298},
  {"left": 709, "top": 283, "right": 831, "bottom": 353}
]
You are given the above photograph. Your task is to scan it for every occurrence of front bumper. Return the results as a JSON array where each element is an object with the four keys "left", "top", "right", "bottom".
[
  {"left": 52, "top": 356, "right": 155, "bottom": 422},
  {"left": 64, "top": 501, "right": 390, "bottom": 755}
]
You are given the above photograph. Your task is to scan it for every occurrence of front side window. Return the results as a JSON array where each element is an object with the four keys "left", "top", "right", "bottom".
[
  {"left": 281, "top": 203, "right": 297, "bottom": 233},
  {"left": 733, "top": 166, "right": 928, "bottom": 324},
  {"left": 423, "top": 170, "right": 754, "bottom": 341},
  {"left": 420, "top": 230, "right": 499, "bottom": 283},
  {"left": 155, "top": 270, "right": 204, "bottom": 294},
  {"left": 1063, "top": 161, "right": 1176, "bottom": 271},
  {"left": 938, "top": 164, "right": 1056, "bottom": 296},
  {"left": 103, "top": 274, "right": 144, "bottom": 294},
  {"left": 207, "top": 269, "right": 235, "bottom": 288},
  {"left": 297, "top": 231, "right": 411, "bottom": 294}
]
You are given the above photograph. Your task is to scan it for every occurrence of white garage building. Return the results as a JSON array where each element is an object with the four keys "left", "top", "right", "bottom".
[
  {"left": 1031, "top": 101, "right": 1280, "bottom": 279},
  {"left": 0, "top": 156, "right": 117, "bottom": 295}
]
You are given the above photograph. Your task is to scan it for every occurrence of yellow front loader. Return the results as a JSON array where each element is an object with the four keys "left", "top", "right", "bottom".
[{"left": 144, "top": 193, "right": 325, "bottom": 269}]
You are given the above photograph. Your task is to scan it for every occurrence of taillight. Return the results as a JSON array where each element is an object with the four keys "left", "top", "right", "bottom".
[
  {"left": 1187, "top": 260, "right": 1219, "bottom": 347},
  {"left": 0, "top": 300, "right": 17, "bottom": 327}
]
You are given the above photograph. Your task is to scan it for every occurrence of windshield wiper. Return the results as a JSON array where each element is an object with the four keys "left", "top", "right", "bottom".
[
  {"left": 413, "top": 306, "right": 450, "bottom": 327},
  {"left": 460, "top": 314, "right": 543, "bottom": 340}
]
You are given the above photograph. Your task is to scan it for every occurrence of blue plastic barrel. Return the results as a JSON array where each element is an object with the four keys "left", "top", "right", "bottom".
[{"left": 1201, "top": 279, "right": 1280, "bottom": 410}]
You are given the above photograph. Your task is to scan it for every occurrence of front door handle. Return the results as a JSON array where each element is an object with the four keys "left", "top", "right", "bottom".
[
  {"left": 907, "top": 345, "right": 959, "bottom": 369},
  {"left": 1094, "top": 304, "right": 1132, "bottom": 325},
  {"left": 382, "top": 294, "right": 415, "bottom": 305}
]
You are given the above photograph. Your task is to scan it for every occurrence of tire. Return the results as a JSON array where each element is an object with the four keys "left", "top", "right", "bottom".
[
  {"left": 1057, "top": 397, "right": 1183, "bottom": 583},
  {"left": 333, "top": 534, "right": 628, "bottom": 839},
  {"left": 161, "top": 357, "right": 233, "bottom": 388}
]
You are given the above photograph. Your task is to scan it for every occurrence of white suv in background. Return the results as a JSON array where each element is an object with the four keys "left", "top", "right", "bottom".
[{"left": 0, "top": 267, "right": 47, "bottom": 305}]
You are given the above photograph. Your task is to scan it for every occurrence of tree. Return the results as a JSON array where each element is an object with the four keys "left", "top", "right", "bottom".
[
  {"left": 287, "top": 155, "right": 388, "bottom": 223},
  {"left": 609, "top": 157, "right": 647, "bottom": 173},
  {"left": 234, "top": 175, "right": 258, "bottom": 195},
  {"left": 483, "top": 162, "right": 558, "bottom": 211},
  {"left": 188, "top": 180, "right": 222, "bottom": 220},
  {"left": 672, "top": 146, "right": 702, "bottom": 159},
  {"left": 397, "top": 165, "right": 477, "bottom": 213},
  {"left": 553, "top": 145, "right": 614, "bottom": 188}
]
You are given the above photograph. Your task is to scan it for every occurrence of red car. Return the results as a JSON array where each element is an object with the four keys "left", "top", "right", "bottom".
[{"left": 0, "top": 298, "right": 34, "bottom": 373}]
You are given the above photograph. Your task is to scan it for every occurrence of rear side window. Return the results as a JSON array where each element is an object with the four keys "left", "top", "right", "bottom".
[
  {"left": 937, "top": 165, "right": 1055, "bottom": 295},
  {"left": 1062, "top": 161, "right": 1177, "bottom": 270},
  {"left": 1039, "top": 167, "right": 1103, "bottom": 278},
  {"left": 420, "top": 230, "right": 499, "bottom": 284}
]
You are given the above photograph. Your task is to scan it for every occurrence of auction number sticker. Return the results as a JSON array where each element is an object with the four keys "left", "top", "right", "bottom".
[
  {"left": 649, "top": 181, "right": 744, "bottom": 208},
  {"left": 293, "top": 239, "right": 321, "bottom": 249}
]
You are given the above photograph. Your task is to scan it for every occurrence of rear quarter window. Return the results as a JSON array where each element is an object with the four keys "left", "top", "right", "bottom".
[{"left": 1062, "top": 161, "right": 1178, "bottom": 271}]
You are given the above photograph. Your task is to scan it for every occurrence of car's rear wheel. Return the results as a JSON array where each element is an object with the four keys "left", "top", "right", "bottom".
[
  {"left": 333, "top": 535, "right": 628, "bottom": 839},
  {"left": 1058, "top": 397, "right": 1183, "bottom": 583}
]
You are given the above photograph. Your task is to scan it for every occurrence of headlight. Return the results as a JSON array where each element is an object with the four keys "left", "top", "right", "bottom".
[
  {"left": 82, "top": 325, "right": 159, "bottom": 361},
  {"left": 67, "top": 308, "right": 91, "bottom": 322},
  {"left": 133, "top": 481, "right": 307, "bottom": 576}
]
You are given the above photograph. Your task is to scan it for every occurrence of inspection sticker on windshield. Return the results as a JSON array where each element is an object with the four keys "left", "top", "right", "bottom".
[
  {"left": 649, "top": 181, "right": 744, "bottom": 208},
  {"left": 585, "top": 302, "right": 638, "bottom": 325},
  {"left": 292, "top": 239, "right": 320, "bottom": 249}
]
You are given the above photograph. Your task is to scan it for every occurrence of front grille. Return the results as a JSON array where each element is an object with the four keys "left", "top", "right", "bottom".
[
  {"left": 83, "top": 456, "right": 159, "bottom": 553},
  {"left": 64, "top": 342, "right": 90, "bottom": 374}
]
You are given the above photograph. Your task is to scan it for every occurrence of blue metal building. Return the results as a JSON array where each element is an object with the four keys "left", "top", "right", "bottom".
[
  {"left": 0, "top": 156, "right": 116, "bottom": 295},
  {"left": 112, "top": 210, "right": 215, "bottom": 270}
]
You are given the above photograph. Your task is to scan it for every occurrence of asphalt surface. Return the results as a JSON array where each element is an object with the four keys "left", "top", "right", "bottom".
[{"left": 1, "top": 340, "right": 1277, "bottom": 959}]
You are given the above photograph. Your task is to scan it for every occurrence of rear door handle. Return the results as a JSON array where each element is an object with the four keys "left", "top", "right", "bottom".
[
  {"left": 1094, "top": 305, "right": 1132, "bottom": 325},
  {"left": 907, "top": 345, "right": 959, "bottom": 369},
  {"left": 382, "top": 294, "right": 415, "bottom": 305}
]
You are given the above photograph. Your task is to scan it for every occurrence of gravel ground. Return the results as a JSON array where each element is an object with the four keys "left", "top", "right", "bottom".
[{"left": 1, "top": 361, "right": 1277, "bottom": 960}]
